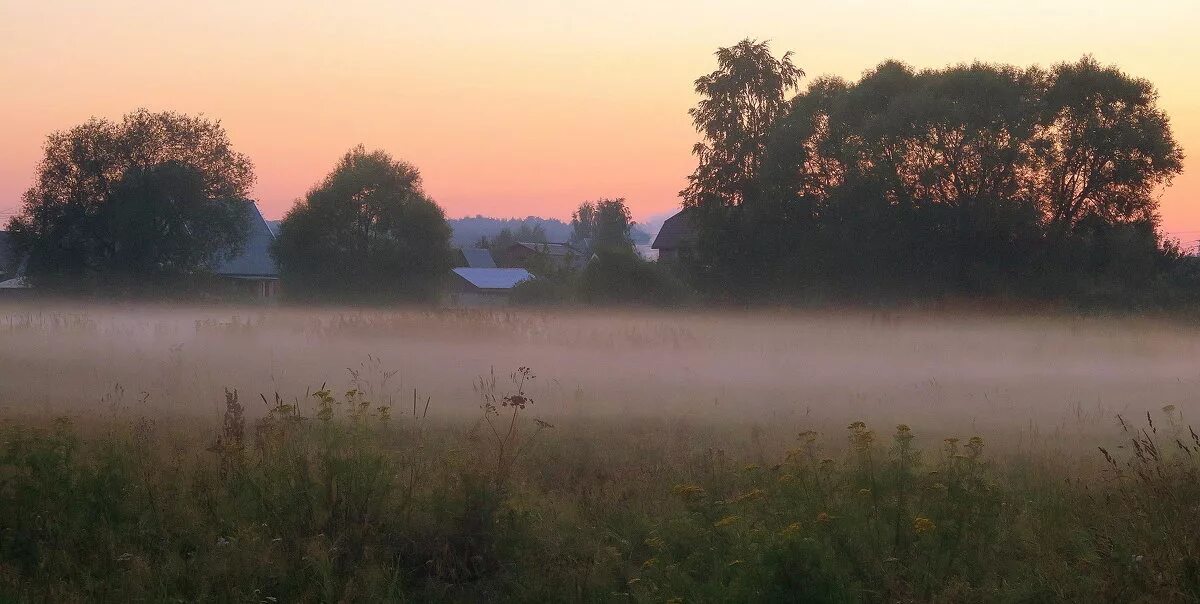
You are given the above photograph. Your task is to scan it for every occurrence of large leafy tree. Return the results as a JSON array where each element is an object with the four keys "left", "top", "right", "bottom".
[
  {"left": 569, "top": 198, "right": 633, "bottom": 253},
  {"left": 7, "top": 109, "right": 254, "bottom": 292},
  {"left": 1032, "top": 57, "right": 1184, "bottom": 246},
  {"left": 678, "top": 40, "right": 804, "bottom": 298},
  {"left": 682, "top": 39, "right": 804, "bottom": 209},
  {"left": 272, "top": 146, "right": 452, "bottom": 302},
  {"left": 687, "top": 48, "right": 1184, "bottom": 302}
]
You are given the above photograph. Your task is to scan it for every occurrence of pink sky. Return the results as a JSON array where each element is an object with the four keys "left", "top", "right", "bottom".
[{"left": 1, "top": 0, "right": 1196, "bottom": 238}]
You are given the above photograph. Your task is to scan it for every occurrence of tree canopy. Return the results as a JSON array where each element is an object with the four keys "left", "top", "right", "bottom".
[
  {"left": 681, "top": 45, "right": 1186, "bottom": 305},
  {"left": 7, "top": 109, "right": 254, "bottom": 293},
  {"left": 569, "top": 198, "right": 634, "bottom": 253},
  {"left": 272, "top": 146, "right": 452, "bottom": 303}
]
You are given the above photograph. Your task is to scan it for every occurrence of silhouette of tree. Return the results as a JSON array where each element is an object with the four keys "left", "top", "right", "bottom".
[
  {"left": 7, "top": 109, "right": 254, "bottom": 293},
  {"left": 272, "top": 146, "right": 452, "bottom": 302},
  {"left": 570, "top": 198, "right": 633, "bottom": 253}
]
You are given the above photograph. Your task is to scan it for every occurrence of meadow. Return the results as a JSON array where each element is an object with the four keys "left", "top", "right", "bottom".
[{"left": 0, "top": 303, "right": 1197, "bottom": 602}]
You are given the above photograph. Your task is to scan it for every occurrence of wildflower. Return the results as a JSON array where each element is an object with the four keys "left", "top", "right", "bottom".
[
  {"left": 797, "top": 430, "right": 819, "bottom": 442},
  {"left": 672, "top": 484, "right": 706, "bottom": 499},
  {"left": 626, "top": 577, "right": 641, "bottom": 586},
  {"left": 644, "top": 536, "right": 665, "bottom": 550},
  {"left": 216, "top": 536, "right": 231, "bottom": 546},
  {"left": 727, "top": 559, "right": 743, "bottom": 567},
  {"left": 666, "top": 598, "right": 684, "bottom": 604},
  {"left": 1132, "top": 554, "right": 1144, "bottom": 563},
  {"left": 713, "top": 515, "right": 740, "bottom": 528},
  {"left": 781, "top": 522, "right": 803, "bottom": 536},
  {"left": 816, "top": 512, "right": 831, "bottom": 524},
  {"left": 642, "top": 557, "right": 657, "bottom": 569},
  {"left": 858, "top": 488, "right": 871, "bottom": 496},
  {"left": 1163, "top": 405, "right": 1177, "bottom": 414},
  {"left": 966, "top": 436, "right": 985, "bottom": 458},
  {"left": 743, "top": 464, "right": 761, "bottom": 472},
  {"left": 733, "top": 488, "right": 766, "bottom": 503},
  {"left": 913, "top": 517, "right": 935, "bottom": 534},
  {"left": 778, "top": 473, "right": 795, "bottom": 484}
]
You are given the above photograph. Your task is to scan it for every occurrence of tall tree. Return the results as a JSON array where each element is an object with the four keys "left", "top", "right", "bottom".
[
  {"left": 1032, "top": 57, "right": 1183, "bottom": 245},
  {"left": 682, "top": 39, "right": 804, "bottom": 209},
  {"left": 272, "top": 146, "right": 452, "bottom": 302},
  {"left": 7, "top": 109, "right": 254, "bottom": 292},
  {"left": 570, "top": 198, "right": 633, "bottom": 253}
]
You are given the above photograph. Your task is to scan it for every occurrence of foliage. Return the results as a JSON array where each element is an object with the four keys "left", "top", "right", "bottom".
[
  {"left": 577, "top": 249, "right": 693, "bottom": 307},
  {"left": 0, "top": 395, "right": 1197, "bottom": 601},
  {"left": 682, "top": 38, "right": 804, "bottom": 209},
  {"left": 683, "top": 46, "right": 1188, "bottom": 306},
  {"left": 272, "top": 146, "right": 453, "bottom": 303},
  {"left": 6, "top": 109, "right": 254, "bottom": 294},
  {"left": 569, "top": 198, "right": 635, "bottom": 254}
]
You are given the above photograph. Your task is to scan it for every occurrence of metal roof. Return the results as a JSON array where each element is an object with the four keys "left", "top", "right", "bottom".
[
  {"left": 452, "top": 268, "right": 533, "bottom": 290},
  {"left": 457, "top": 247, "right": 497, "bottom": 268},
  {"left": 214, "top": 202, "right": 279, "bottom": 278}
]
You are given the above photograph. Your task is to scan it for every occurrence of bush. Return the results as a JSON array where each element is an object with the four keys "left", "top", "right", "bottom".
[{"left": 577, "top": 250, "right": 692, "bottom": 307}]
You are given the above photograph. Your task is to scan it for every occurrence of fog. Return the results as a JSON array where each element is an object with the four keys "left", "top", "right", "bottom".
[{"left": 1, "top": 303, "right": 1197, "bottom": 453}]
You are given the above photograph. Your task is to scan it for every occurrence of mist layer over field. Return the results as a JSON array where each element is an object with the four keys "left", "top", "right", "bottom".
[{"left": 1, "top": 303, "right": 1195, "bottom": 449}]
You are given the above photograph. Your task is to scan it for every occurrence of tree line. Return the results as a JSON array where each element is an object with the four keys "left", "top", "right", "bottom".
[
  {"left": 680, "top": 40, "right": 1190, "bottom": 307},
  {"left": 5, "top": 42, "right": 1191, "bottom": 308},
  {"left": 3, "top": 110, "right": 661, "bottom": 303}
]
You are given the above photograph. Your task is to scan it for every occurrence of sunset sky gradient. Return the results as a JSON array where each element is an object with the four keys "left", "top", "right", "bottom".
[{"left": 1, "top": 0, "right": 1196, "bottom": 238}]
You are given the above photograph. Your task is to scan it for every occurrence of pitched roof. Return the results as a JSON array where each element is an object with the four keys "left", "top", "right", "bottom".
[
  {"left": 214, "top": 202, "right": 279, "bottom": 279},
  {"left": 651, "top": 209, "right": 697, "bottom": 250},
  {"left": 456, "top": 247, "right": 497, "bottom": 268},
  {"left": 452, "top": 268, "right": 533, "bottom": 290}
]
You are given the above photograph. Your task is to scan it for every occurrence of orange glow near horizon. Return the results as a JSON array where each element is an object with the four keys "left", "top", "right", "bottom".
[{"left": 1, "top": 0, "right": 1197, "bottom": 237}]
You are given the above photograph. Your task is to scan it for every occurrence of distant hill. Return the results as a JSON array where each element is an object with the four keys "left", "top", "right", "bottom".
[{"left": 448, "top": 215, "right": 650, "bottom": 247}]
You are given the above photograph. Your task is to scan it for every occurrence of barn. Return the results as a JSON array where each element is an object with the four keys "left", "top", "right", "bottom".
[{"left": 448, "top": 267, "right": 534, "bottom": 306}]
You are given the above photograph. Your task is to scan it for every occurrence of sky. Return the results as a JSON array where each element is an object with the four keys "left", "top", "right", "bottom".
[{"left": 1, "top": 0, "right": 1197, "bottom": 238}]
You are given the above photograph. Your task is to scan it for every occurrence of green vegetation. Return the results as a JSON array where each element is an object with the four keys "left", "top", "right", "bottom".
[
  {"left": 0, "top": 377, "right": 1195, "bottom": 601},
  {"left": 682, "top": 41, "right": 1190, "bottom": 306},
  {"left": 271, "top": 146, "right": 453, "bottom": 304},
  {"left": 6, "top": 109, "right": 254, "bottom": 295}
]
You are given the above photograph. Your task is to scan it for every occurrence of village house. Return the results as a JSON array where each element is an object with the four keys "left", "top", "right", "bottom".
[
  {"left": 213, "top": 201, "right": 280, "bottom": 299},
  {"left": 498, "top": 242, "right": 583, "bottom": 271},
  {"left": 448, "top": 267, "right": 534, "bottom": 306},
  {"left": 651, "top": 209, "right": 697, "bottom": 263}
]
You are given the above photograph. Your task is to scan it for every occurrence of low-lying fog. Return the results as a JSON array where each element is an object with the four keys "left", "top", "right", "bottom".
[{"left": 1, "top": 303, "right": 1197, "bottom": 450}]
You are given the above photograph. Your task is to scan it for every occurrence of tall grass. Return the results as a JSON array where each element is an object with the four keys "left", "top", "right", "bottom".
[{"left": 0, "top": 380, "right": 1196, "bottom": 601}]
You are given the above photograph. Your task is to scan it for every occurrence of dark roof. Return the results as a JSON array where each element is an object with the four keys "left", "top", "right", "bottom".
[
  {"left": 511, "top": 242, "right": 578, "bottom": 257},
  {"left": 452, "top": 268, "right": 534, "bottom": 290},
  {"left": 651, "top": 209, "right": 697, "bottom": 250},
  {"left": 0, "top": 232, "right": 14, "bottom": 276},
  {"left": 455, "top": 248, "right": 497, "bottom": 268},
  {"left": 214, "top": 202, "right": 279, "bottom": 279}
]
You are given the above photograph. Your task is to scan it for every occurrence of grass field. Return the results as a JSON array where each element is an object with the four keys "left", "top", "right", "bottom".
[{"left": 0, "top": 303, "right": 1197, "bottom": 601}]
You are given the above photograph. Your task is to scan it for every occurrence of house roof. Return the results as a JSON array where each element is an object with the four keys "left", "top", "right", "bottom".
[
  {"left": 452, "top": 268, "right": 533, "bottom": 290},
  {"left": 0, "top": 276, "right": 30, "bottom": 289},
  {"left": 651, "top": 209, "right": 696, "bottom": 250},
  {"left": 511, "top": 242, "right": 578, "bottom": 257},
  {"left": 456, "top": 247, "right": 497, "bottom": 268},
  {"left": 214, "top": 202, "right": 279, "bottom": 279}
]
